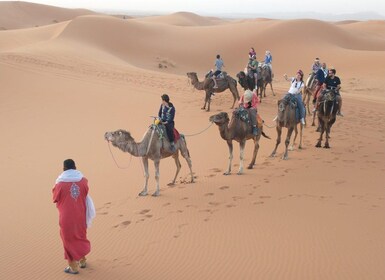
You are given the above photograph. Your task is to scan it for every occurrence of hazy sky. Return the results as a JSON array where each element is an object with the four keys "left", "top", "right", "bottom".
[{"left": 4, "top": 0, "right": 385, "bottom": 16}]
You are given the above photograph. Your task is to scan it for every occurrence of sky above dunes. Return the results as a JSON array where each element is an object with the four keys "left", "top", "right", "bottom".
[{"left": 3, "top": 0, "right": 385, "bottom": 16}]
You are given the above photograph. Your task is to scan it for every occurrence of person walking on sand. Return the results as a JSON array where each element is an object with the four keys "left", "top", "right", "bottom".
[{"left": 53, "top": 159, "right": 95, "bottom": 275}]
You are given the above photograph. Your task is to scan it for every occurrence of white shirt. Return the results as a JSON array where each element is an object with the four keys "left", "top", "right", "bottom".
[{"left": 288, "top": 78, "right": 304, "bottom": 94}]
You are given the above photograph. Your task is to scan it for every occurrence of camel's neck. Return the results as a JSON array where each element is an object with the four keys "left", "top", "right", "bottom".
[
  {"left": 190, "top": 76, "right": 205, "bottom": 90},
  {"left": 217, "top": 123, "right": 232, "bottom": 140},
  {"left": 114, "top": 130, "right": 154, "bottom": 157}
]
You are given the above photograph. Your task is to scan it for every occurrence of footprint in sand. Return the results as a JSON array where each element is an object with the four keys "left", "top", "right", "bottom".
[
  {"left": 259, "top": 195, "right": 271, "bottom": 199},
  {"left": 232, "top": 196, "right": 244, "bottom": 201},
  {"left": 226, "top": 204, "right": 236, "bottom": 208},
  {"left": 204, "top": 192, "right": 214, "bottom": 196},
  {"left": 113, "top": 220, "right": 131, "bottom": 228},
  {"left": 335, "top": 180, "right": 346, "bottom": 185},
  {"left": 253, "top": 201, "right": 264, "bottom": 205},
  {"left": 211, "top": 168, "right": 222, "bottom": 173},
  {"left": 181, "top": 197, "right": 189, "bottom": 200},
  {"left": 208, "top": 201, "right": 221, "bottom": 206},
  {"left": 219, "top": 186, "right": 230, "bottom": 190},
  {"left": 139, "top": 209, "right": 151, "bottom": 215},
  {"left": 163, "top": 202, "right": 171, "bottom": 207}
]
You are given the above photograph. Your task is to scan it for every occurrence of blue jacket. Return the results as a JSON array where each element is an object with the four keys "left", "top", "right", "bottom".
[
  {"left": 316, "top": 68, "right": 325, "bottom": 84},
  {"left": 158, "top": 104, "right": 175, "bottom": 124}
]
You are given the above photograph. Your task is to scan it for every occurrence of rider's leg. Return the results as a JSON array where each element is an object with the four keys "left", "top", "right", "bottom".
[
  {"left": 336, "top": 94, "right": 343, "bottom": 116},
  {"left": 248, "top": 108, "right": 258, "bottom": 135},
  {"left": 212, "top": 76, "right": 218, "bottom": 88},
  {"left": 296, "top": 94, "right": 306, "bottom": 125}
]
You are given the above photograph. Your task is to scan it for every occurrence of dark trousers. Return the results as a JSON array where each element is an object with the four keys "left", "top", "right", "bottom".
[
  {"left": 247, "top": 108, "right": 257, "bottom": 127},
  {"left": 165, "top": 122, "right": 175, "bottom": 142}
]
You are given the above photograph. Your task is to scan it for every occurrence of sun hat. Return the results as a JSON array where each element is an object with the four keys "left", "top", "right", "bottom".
[{"left": 243, "top": 89, "right": 253, "bottom": 103}]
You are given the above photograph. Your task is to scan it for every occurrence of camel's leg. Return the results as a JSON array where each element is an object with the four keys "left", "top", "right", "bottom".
[
  {"left": 299, "top": 123, "right": 303, "bottom": 149},
  {"left": 169, "top": 152, "right": 181, "bottom": 186},
  {"left": 283, "top": 128, "right": 294, "bottom": 160},
  {"left": 152, "top": 159, "right": 161, "bottom": 196},
  {"left": 316, "top": 124, "right": 324, "bottom": 148},
  {"left": 270, "top": 126, "right": 282, "bottom": 157},
  {"left": 224, "top": 141, "right": 233, "bottom": 175},
  {"left": 312, "top": 110, "right": 317, "bottom": 126},
  {"left": 289, "top": 125, "right": 298, "bottom": 151},
  {"left": 269, "top": 82, "right": 275, "bottom": 96},
  {"left": 324, "top": 124, "right": 331, "bottom": 149},
  {"left": 237, "top": 140, "right": 246, "bottom": 175},
  {"left": 202, "top": 91, "right": 209, "bottom": 110},
  {"left": 180, "top": 147, "right": 194, "bottom": 183},
  {"left": 139, "top": 157, "right": 149, "bottom": 196},
  {"left": 230, "top": 85, "right": 239, "bottom": 109},
  {"left": 263, "top": 83, "right": 267, "bottom": 97},
  {"left": 248, "top": 136, "right": 260, "bottom": 169}
]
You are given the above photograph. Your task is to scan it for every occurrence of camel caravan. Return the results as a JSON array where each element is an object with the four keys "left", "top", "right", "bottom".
[{"left": 105, "top": 53, "right": 343, "bottom": 196}]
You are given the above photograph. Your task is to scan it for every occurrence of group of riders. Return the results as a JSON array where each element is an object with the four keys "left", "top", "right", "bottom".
[{"left": 157, "top": 53, "right": 343, "bottom": 153}]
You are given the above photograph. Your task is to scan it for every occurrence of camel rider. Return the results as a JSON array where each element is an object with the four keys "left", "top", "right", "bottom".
[
  {"left": 158, "top": 94, "right": 176, "bottom": 152},
  {"left": 312, "top": 64, "right": 326, "bottom": 105},
  {"left": 283, "top": 70, "right": 306, "bottom": 126},
  {"left": 212, "top": 54, "right": 224, "bottom": 89},
  {"left": 321, "top": 62, "right": 328, "bottom": 78},
  {"left": 315, "top": 68, "right": 343, "bottom": 116},
  {"left": 247, "top": 55, "right": 259, "bottom": 90},
  {"left": 308, "top": 58, "right": 321, "bottom": 87},
  {"left": 239, "top": 89, "right": 259, "bottom": 135},
  {"left": 264, "top": 50, "right": 273, "bottom": 78}
]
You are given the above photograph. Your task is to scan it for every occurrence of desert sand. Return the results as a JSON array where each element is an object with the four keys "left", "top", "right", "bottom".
[{"left": 0, "top": 2, "right": 384, "bottom": 280}]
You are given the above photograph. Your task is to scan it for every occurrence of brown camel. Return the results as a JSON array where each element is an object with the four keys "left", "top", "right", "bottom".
[
  {"left": 187, "top": 72, "right": 240, "bottom": 112},
  {"left": 260, "top": 65, "right": 275, "bottom": 99},
  {"left": 270, "top": 96, "right": 303, "bottom": 160},
  {"left": 104, "top": 125, "right": 194, "bottom": 197},
  {"left": 315, "top": 90, "right": 338, "bottom": 148},
  {"left": 236, "top": 69, "right": 264, "bottom": 102},
  {"left": 303, "top": 74, "right": 318, "bottom": 126},
  {"left": 209, "top": 110, "right": 270, "bottom": 175}
]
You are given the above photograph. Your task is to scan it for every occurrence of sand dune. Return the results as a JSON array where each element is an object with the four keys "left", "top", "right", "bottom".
[
  {"left": 0, "top": 1, "right": 97, "bottom": 30},
  {"left": 136, "top": 11, "right": 226, "bottom": 26},
  {"left": 0, "top": 2, "right": 384, "bottom": 280}
]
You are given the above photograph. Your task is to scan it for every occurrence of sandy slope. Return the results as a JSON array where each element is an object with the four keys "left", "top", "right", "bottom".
[{"left": 0, "top": 4, "right": 384, "bottom": 280}]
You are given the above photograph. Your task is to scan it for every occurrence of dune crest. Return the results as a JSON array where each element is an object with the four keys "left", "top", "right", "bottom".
[{"left": 0, "top": 1, "right": 97, "bottom": 30}]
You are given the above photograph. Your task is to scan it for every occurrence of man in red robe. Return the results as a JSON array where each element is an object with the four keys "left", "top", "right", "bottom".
[{"left": 53, "top": 159, "right": 91, "bottom": 274}]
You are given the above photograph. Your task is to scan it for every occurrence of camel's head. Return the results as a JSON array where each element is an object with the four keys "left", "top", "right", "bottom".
[
  {"left": 209, "top": 112, "right": 229, "bottom": 126},
  {"left": 186, "top": 72, "right": 197, "bottom": 79},
  {"left": 104, "top": 130, "right": 133, "bottom": 145}
]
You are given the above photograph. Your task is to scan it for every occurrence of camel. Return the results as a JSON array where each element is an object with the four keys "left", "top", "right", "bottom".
[
  {"left": 209, "top": 110, "right": 270, "bottom": 175},
  {"left": 315, "top": 90, "right": 338, "bottom": 148},
  {"left": 186, "top": 72, "right": 240, "bottom": 112},
  {"left": 270, "top": 96, "right": 304, "bottom": 160},
  {"left": 260, "top": 65, "right": 275, "bottom": 99},
  {"left": 303, "top": 74, "right": 318, "bottom": 126},
  {"left": 104, "top": 125, "right": 194, "bottom": 197},
  {"left": 236, "top": 70, "right": 263, "bottom": 101}
]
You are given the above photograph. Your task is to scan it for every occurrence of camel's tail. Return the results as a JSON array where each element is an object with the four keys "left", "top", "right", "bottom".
[{"left": 261, "top": 131, "right": 271, "bottom": 139}]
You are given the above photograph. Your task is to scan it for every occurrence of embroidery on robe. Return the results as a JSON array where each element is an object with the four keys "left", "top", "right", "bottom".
[{"left": 70, "top": 183, "right": 80, "bottom": 200}]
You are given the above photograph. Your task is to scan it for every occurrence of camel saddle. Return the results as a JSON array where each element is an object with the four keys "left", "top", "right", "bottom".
[
  {"left": 233, "top": 107, "right": 263, "bottom": 127},
  {"left": 279, "top": 95, "right": 303, "bottom": 122},
  {"left": 152, "top": 124, "right": 181, "bottom": 142}
]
